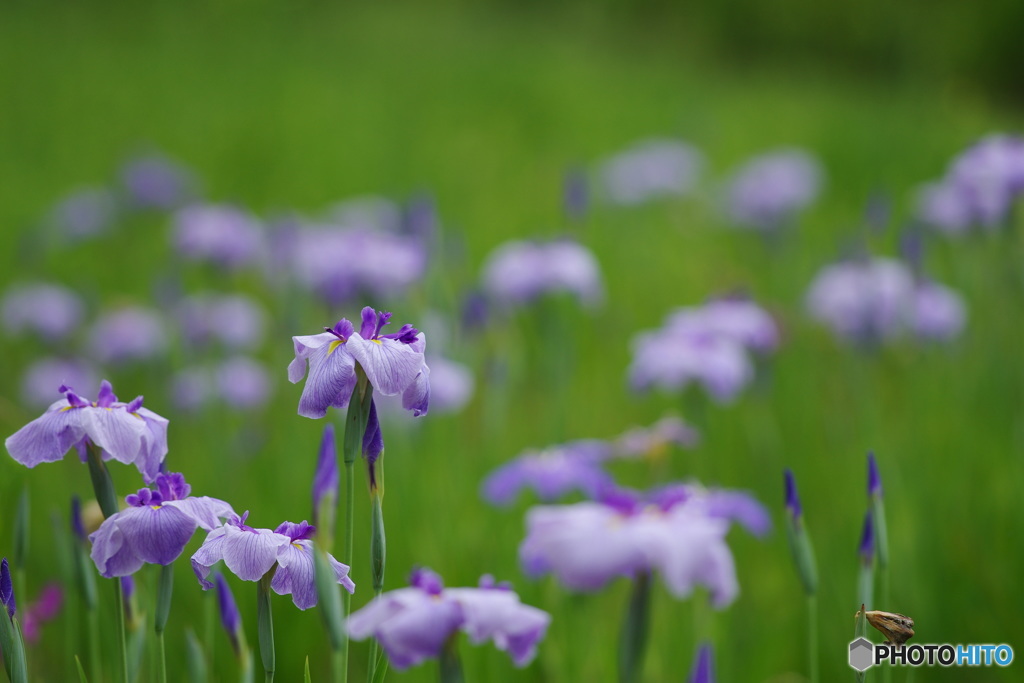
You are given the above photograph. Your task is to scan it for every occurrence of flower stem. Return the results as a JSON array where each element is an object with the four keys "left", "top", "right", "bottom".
[
  {"left": 155, "top": 564, "right": 174, "bottom": 683},
  {"left": 618, "top": 571, "right": 652, "bottom": 683},
  {"left": 367, "top": 487, "right": 386, "bottom": 683},
  {"left": 257, "top": 567, "right": 277, "bottom": 683},
  {"left": 439, "top": 637, "right": 464, "bottom": 683},
  {"left": 807, "top": 594, "right": 819, "bottom": 683},
  {"left": 85, "top": 443, "right": 120, "bottom": 519},
  {"left": 115, "top": 577, "right": 129, "bottom": 683}
]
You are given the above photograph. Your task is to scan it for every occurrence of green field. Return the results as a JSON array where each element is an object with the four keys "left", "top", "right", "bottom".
[{"left": 1, "top": 2, "right": 1022, "bottom": 681}]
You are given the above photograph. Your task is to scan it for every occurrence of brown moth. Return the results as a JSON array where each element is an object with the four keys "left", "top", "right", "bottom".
[{"left": 864, "top": 610, "right": 915, "bottom": 647}]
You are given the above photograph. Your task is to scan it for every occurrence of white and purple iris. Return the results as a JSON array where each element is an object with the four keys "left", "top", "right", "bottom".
[
  {"left": 480, "top": 239, "right": 604, "bottom": 309},
  {"left": 289, "top": 307, "right": 429, "bottom": 419},
  {"left": 4, "top": 380, "right": 168, "bottom": 482},
  {"left": 89, "top": 472, "right": 234, "bottom": 577},
  {"left": 723, "top": 149, "right": 823, "bottom": 230},
  {"left": 1, "top": 282, "right": 85, "bottom": 340},
  {"left": 519, "top": 484, "right": 769, "bottom": 607},
  {"left": 346, "top": 567, "right": 550, "bottom": 670},
  {"left": 481, "top": 439, "right": 615, "bottom": 507},
  {"left": 191, "top": 514, "right": 354, "bottom": 610},
  {"left": 598, "top": 138, "right": 704, "bottom": 206}
]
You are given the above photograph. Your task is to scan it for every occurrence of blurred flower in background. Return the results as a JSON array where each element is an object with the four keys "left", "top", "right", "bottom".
[
  {"left": 45, "top": 187, "right": 119, "bottom": 242},
  {"left": 87, "top": 305, "right": 168, "bottom": 364},
  {"left": 481, "top": 439, "right": 614, "bottom": 506},
  {"left": 599, "top": 139, "right": 704, "bottom": 205},
  {"left": 176, "top": 293, "right": 267, "bottom": 351},
  {"left": 120, "top": 153, "right": 197, "bottom": 211},
  {"left": 20, "top": 357, "right": 100, "bottom": 409},
  {"left": 2, "top": 282, "right": 84, "bottom": 340},
  {"left": 172, "top": 204, "right": 266, "bottom": 269},
  {"left": 722, "top": 149, "right": 823, "bottom": 230},
  {"left": 214, "top": 356, "right": 272, "bottom": 410},
  {"left": 481, "top": 238, "right": 603, "bottom": 309},
  {"left": 613, "top": 415, "right": 700, "bottom": 459}
]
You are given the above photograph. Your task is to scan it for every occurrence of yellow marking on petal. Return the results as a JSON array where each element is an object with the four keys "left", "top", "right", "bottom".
[
  {"left": 371, "top": 339, "right": 382, "bottom": 345},
  {"left": 60, "top": 406, "right": 75, "bottom": 412},
  {"left": 292, "top": 542, "right": 304, "bottom": 549},
  {"left": 151, "top": 505, "right": 162, "bottom": 510},
  {"left": 328, "top": 340, "right": 344, "bottom": 355}
]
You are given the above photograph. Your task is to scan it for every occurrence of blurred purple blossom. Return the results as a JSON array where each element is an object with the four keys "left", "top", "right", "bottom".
[
  {"left": 46, "top": 187, "right": 119, "bottom": 241},
  {"left": 345, "top": 567, "right": 550, "bottom": 670},
  {"left": 421, "top": 355, "right": 473, "bottom": 415},
  {"left": 171, "top": 367, "right": 212, "bottom": 413},
  {"left": 87, "top": 306, "right": 168, "bottom": 364},
  {"left": 665, "top": 297, "right": 780, "bottom": 354},
  {"left": 2, "top": 283, "right": 84, "bottom": 339},
  {"left": 723, "top": 149, "right": 823, "bottom": 229},
  {"left": 481, "top": 238, "right": 603, "bottom": 309},
  {"left": 629, "top": 327, "right": 753, "bottom": 403},
  {"left": 192, "top": 514, "right": 354, "bottom": 610},
  {"left": 613, "top": 416, "right": 700, "bottom": 458},
  {"left": 1, "top": 558, "right": 14, "bottom": 618},
  {"left": 5, "top": 380, "right": 168, "bottom": 482},
  {"left": 806, "top": 257, "right": 966, "bottom": 344},
  {"left": 481, "top": 439, "right": 614, "bottom": 506},
  {"left": 688, "top": 643, "right": 715, "bottom": 683},
  {"left": 90, "top": 472, "right": 235, "bottom": 577},
  {"left": 519, "top": 481, "right": 766, "bottom": 605},
  {"left": 172, "top": 204, "right": 266, "bottom": 269},
  {"left": 20, "top": 358, "right": 100, "bottom": 409},
  {"left": 914, "top": 181, "right": 974, "bottom": 235},
  {"left": 20, "top": 583, "right": 63, "bottom": 645},
  {"left": 599, "top": 139, "right": 704, "bottom": 205},
  {"left": 177, "top": 293, "right": 267, "bottom": 351},
  {"left": 214, "top": 357, "right": 272, "bottom": 410},
  {"left": 120, "top": 154, "right": 197, "bottom": 210}
]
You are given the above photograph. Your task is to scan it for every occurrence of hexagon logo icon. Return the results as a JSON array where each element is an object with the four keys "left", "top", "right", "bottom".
[{"left": 849, "top": 638, "right": 874, "bottom": 671}]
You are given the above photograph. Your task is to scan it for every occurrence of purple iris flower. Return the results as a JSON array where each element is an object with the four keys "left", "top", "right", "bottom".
[
  {"left": 481, "top": 440, "right": 615, "bottom": 506},
  {"left": 909, "top": 280, "right": 966, "bottom": 341},
  {"left": 723, "top": 149, "right": 823, "bottom": 230},
  {"left": 172, "top": 204, "right": 266, "bottom": 269},
  {"left": 947, "top": 134, "right": 1024, "bottom": 227},
  {"left": 171, "top": 368, "right": 212, "bottom": 413},
  {"left": 599, "top": 139, "right": 704, "bottom": 205},
  {"left": 177, "top": 293, "right": 267, "bottom": 351},
  {"left": 87, "top": 306, "right": 168, "bottom": 364},
  {"left": 519, "top": 483, "right": 767, "bottom": 606},
  {"left": 5, "top": 380, "right": 168, "bottom": 482},
  {"left": 46, "top": 187, "right": 119, "bottom": 241},
  {"left": 613, "top": 416, "right": 700, "bottom": 459},
  {"left": 120, "top": 154, "right": 196, "bottom": 210},
  {"left": 480, "top": 239, "right": 604, "bottom": 309},
  {"left": 346, "top": 568, "right": 550, "bottom": 670},
  {"left": 665, "top": 297, "right": 780, "bottom": 354},
  {"left": 289, "top": 307, "right": 429, "bottom": 419},
  {"left": 89, "top": 472, "right": 234, "bottom": 577},
  {"left": 191, "top": 514, "right": 354, "bottom": 610},
  {"left": 2, "top": 283, "right": 84, "bottom": 340},
  {"left": 20, "top": 358, "right": 99, "bottom": 409},
  {"left": 915, "top": 180, "right": 974, "bottom": 235},
  {"left": 215, "top": 357, "right": 272, "bottom": 410},
  {"left": 420, "top": 355, "right": 473, "bottom": 415}
]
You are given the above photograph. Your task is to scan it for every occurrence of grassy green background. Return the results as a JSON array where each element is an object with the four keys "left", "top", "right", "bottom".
[{"left": 1, "top": 1, "right": 1022, "bottom": 681}]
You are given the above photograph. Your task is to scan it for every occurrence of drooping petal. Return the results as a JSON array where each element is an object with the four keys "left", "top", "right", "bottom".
[
  {"left": 271, "top": 541, "right": 318, "bottom": 609},
  {"left": 346, "top": 333, "right": 424, "bottom": 396},
  {"left": 367, "top": 592, "right": 463, "bottom": 670},
  {"left": 297, "top": 342, "right": 357, "bottom": 418},
  {"left": 119, "top": 505, "right": 198, "bottom": 566},
  {"left": 135, "top": 407, "right": 169, "bottom": 482},
  {"left": 191, "top": 526, "right": 229, "bottom": 589},
  {"left": 447, "top": 588, "right": 551, "bottom": 667},
  {"left": 220, "top": 525, "right": 287, "bottom": 582},
  {"left": 165, "top": 497, "right": 236, "bottom": 531},
  {"left": 288, "top": 332, "right": 337, "bottom": 383},
  {"left": 78, "top": 407, "right": 150, "bottom": 467},
  {"left": 5, "top": 405, "right": 86, "bottom": 467},
  {"left": 89, "top": 518, "right": 146, "bottom": 578},
  {"left": 401, "top": 363, "right": 430, "bottom": 417}
]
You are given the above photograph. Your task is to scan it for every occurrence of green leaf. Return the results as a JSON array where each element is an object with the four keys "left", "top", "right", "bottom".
[{"left": 74, "top": 656, "right": 89, "bottom": 683}]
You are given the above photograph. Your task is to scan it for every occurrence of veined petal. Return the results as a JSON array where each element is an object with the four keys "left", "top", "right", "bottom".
[
  {"left": 191, "top": 526, "right": 229, "bottom": 589},
  {"left": 326, "top": 551, "right": 356, "bottom": 595},
  {"left": 221, "top": 525, "right": 287, "bottom": 581},
  {"left": 5, "top": 406, "right": 86, "bottom": 467},
  {"left": 79, "top": 406, "right": 149, "bottom": 467},
  {"left": 401, "top": 363, "right": 430, "bottom": 417},
  {"left": 271, "top": 541, "right": 317, "bottom": 609},
  {"left": 115, "top": 505, "right": 198, "bottom": 567},
  {"left": 166, "top": 497, "right": 236, "bottom": 531},
  {"left": 347, "top": 333, "right": 424, "bottom": 396},
  {"left": 367, "top": 593, "right": 462, "bottom": 670},
  {"left": 90, "top": 517, "right": 145, "bottom": 578},
  {"left": 135, "top": 407, "right": 169, "bottom": 482},
  {"left": 288, "top": 332, "right": 337, "bottom": 383},
  {"left": 297, "top": 342, "right": 357, "bottom": 419}
]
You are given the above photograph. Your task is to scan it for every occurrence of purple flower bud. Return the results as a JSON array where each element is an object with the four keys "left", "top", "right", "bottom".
[
  {"left": 121, "top": 576, "right": 135, "bottom": 601},
  {"left": 859, "top": 510, "right": 875, "bottom": 565},
  {"left": 362, "top": 400, "right": 384, "bottom": 466},
  {"left": 1, "top": 557, "right": 16, "bottom": 618},
  {"left": 867, "top": 453, "right": 882, "bottom": 499},
  {"left": 215, "top": 573, "right": 242, "bottom": 654},
  {"left": 71, "top": 496, "right": 87, "bottom": 542},
  {"left": 688, "top": 643, "right": 715, "bottom": 683},
  {"left": 563, "top": 166, "right": 588, "bottom": 222},
  {"left": 312, "top": 424, "right": 338, "bottom": 523},
  {"left": 784, "top": 469, "right": 802, "bottom": 520}
]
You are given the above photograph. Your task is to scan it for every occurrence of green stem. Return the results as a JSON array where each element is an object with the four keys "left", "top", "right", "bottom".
[
  {"left": 159, "top": 631, "right": 168, "bottom": 683},
  {"left": 87, "top": 604, "right": 101, "bottom": 683},
  {"left": 257, "top": 567, "right": 277, "bottom": 683},
  {"left": 85, "top": 444, "right": 120, "bottom": 519},
  {"left": 808, "top": 594, "right": 819, "bottom": 683},
  {"left": 618, "top": 572, "right": 652, "bottom": 683},
  {"left": 155, "top": 563, "right": 174, "bottom": 683},
  {"left": 439, "top": 638, "right": 464, "bottom": 683},
  {"left": 367, "top": 491, "right": 386, "bottom": 682},
  {"left": 115, "top": 578, "right": 129, "bottom": 683}
]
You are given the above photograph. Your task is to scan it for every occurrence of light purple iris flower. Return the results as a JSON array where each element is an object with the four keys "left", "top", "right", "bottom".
[
  {"left": 172, "top": 204, "right": 266, "bottom": 269},
  {"left": 806, "top": 257, "right": 966, "bottom": 344},
  {"left": 5, "top": 380, "right": 168, "bottom": 482},
  {"left": 723, "top": 149, "right": 823, "bottom": 229},
  {"left": 2, "top": 283, "right": 84, "bottom": 339},
  {"left": 665, "top": 297, "right": 780, "bottom": 354},
  {"left": 519, "top": 483, "right": 768, "bottom": 606},
  {"left": 599, "top": 139, "right": 704, "bottom": 205},
  {"left": 481, "top": 239, "right": 603, "bottom": 309},
  {"left": 46, "top": 187, "right": 119, "bottom": 241},
  {"left": 629, "top": 327, "right": 753, "bottom": 403},
  {"left": 289, "top": 222, "right": 428, "bottom": 305},
  {"left": 613, "top": 416, "right": 700, "bottom": 459},
  {"left": 89, "top": 472, "right": 234, "bottom": 577},
  {"left": 20, "top": 358, "right": 100, "bottom": 409},
  {"left": 171, "top": 368, "right": 212, "bottom": 413},
  {"left": 215, "top": 357, "right": 272, "bottom": 410},
  {"left": 87, "top": 306, "right": 168, "bottom": 364},
  {"left": 915, "top": 181, "right": 974, "bottom": 235},
  {"left": 481, "top": 440, "right": 614, "bottom": 507},
  {"left": 346, "top": 568, "right": 550, "bottom": 670},
  {"left": 420, "top": 355, "right": 473, "bottom": 415},
  {"left": 192, "top": 514, "right": 354, "bottom": 610},
  {"left": 177, "top": 293, "right": 267, "bottom": 351},
  {"left": 120, "top": 154, "right": 196, "bottom": 210},
  {"left": 289, "top": 307, "right": 429, "bottom": 419},
  {"left": 947, "top": 134, "right": 1024, "bottom": 227}
]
